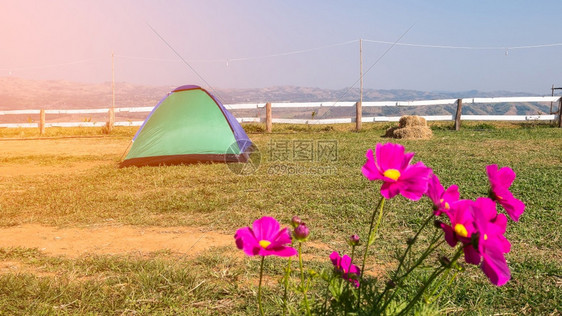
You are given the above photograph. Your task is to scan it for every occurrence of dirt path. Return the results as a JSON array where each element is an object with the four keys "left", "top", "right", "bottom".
[
  {"left": 0, "top": 224, "right": 234, "bottom": 258},
  {"left": 0, "top": 138, "right": 238, "bottom": 259}
]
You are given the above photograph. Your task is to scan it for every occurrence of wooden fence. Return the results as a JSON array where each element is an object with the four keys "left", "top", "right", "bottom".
[{"left": 1, "top": 96, "right": 561, "bottom": 134}]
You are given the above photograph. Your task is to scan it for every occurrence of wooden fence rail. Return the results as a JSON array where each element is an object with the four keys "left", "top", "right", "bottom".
[{"left": 0, "top": 96, "right": 560, "bottom": 134}]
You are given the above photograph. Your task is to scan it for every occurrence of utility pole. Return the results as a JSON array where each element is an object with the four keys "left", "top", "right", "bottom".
[
  {"left": 551, "top": 84, "right": 562, "bottom": 114},
  {"left": 112, "top": 51, "right": 115, "bottom": 110},
  {"left": 108, "top": 51, "right": 116, "bottom": 133},
  {"left": 356, "top": 38, "right": 363, "bottom": 131}
]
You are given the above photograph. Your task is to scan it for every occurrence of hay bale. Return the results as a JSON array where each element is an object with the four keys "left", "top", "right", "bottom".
[
  {"left": 384, "top": 126, "right": 399, "bottom": 138},
  {"left": 384, "top": 115, "right": 433, "bottom": 139},
  {"left": 392, "top": 126, "right": 433, "bottom": 139},
  {"left": 399, "top": 115, "right": 427, "bottom": 128}
]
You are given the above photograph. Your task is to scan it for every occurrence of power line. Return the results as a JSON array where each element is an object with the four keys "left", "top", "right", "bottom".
[
  {"left": 3, "top": 37, "right": 562, "bottom": 73},
  {"left": 116, "top": 38, "right": 562, "bottom": 66},
  {"left": 146, "top": 22, "right": 227, "bottom": 104},
  {"left": 362, "top": 39, "right": 562, "bottom": 50},
  {"left": 331, "top": 24, "right": 417, "bottom": 106},
  {"left": 227, "top": 40, "right": 357, "bottom": 62},
  {"left": 115, "top": 40, "right": 357, "bottom": 64}
]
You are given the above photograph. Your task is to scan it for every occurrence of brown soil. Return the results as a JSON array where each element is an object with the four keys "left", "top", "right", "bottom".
[{"left": 0, "top": 224, "right": 234, "bottom": 258}]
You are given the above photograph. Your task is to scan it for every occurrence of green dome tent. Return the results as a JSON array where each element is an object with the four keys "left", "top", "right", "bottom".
[{"left": 120, "top": 85, "right": 253, "bottom": 167}]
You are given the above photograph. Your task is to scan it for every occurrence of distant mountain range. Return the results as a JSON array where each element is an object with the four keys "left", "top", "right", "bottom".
[{"left": 0, "top": 77, "right": 557, "bottom": 119}]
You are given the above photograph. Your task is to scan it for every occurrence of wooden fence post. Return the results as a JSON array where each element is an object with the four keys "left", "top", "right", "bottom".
[
  {"left": 39, "top": 109, "right": 45, "bottom": 135},
  {"left": 558, "top": 98, "right": 562, "bottom": 128},
  {"left": 265, "top": 102, "right": 272, "bottom": 133},
  {"left": 355, "top": 101, "right": 362, "bottom": 131},
  {"left": 107, "top": 107, "right": 115, "bottom": 133},
  {"left": 454, "top": 98, "right": 463, "bottom": 131}
]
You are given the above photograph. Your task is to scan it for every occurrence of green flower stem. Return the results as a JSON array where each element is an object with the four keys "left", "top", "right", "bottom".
[
  {"left": 298, "top": 242, "right": 311, "bottom": 316},
  {"left": 357, "top": 196, "right": 386, "bottom": 310},
  {"left": 377, "top": 230, "right": 444, "bottom": 312},
  {"left": 282, "top": 256, "right": 292, "bottom": 316},
  {"left": 258, "top": 256, "right": 265, "bottom": 316},
  {"left": 425, "top": 263, "right": 452, "bottom": 302},
  {"left": 396, "top": 244, "right": 465, "bottom": 316},
  {"left": 392, "top": 213, "right": 435, "bottom": 280},
  {"left": 321, "top": 274, "right": 335, "bottom": 315},
  {"left": 426, "top": 268, "right": 460, "bottom": 304},
  {"left": 396, "top": 231, "right": 444, "bottom": 283}
]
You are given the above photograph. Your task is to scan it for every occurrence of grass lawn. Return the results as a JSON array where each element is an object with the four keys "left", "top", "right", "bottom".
[{"left": 0, "top": 122, "right": 560, "bottom": 315}]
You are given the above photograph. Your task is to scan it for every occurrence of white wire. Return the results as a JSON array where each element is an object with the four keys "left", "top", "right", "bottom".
[
  {"left": 115, "top": 40, "right": 358, "bottom": 64},
  {"left": 3, "top": 38, "right": 561, "bottom": 72},
  {"left": 227, "top": 40, "right": 357, "bottom": 61},
  {"left": 363, "top": 39, "right": 562, "bottom": 50},
  {"left": 116, "top": 38, "right": 562, "bottom": 66},
  {"left": 115, "top": 54, "right": 223, "bottom": 63}
]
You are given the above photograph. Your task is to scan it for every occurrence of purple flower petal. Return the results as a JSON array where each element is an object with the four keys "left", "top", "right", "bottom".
[
  {"left": 268, "top": 227, "right": 293, "bottom": 248},
  {"left": 363, "top": 143, "right": 431, "bottom": 201},
  {"left": 252, "top": 216, "right": 280, "bottom": 241},
  {"left": 263, "top": 246, "right": 297, "bottom": 257},
  {"left": 234, "top": 227, "right": 260, "bottom": 256},
  {"left": 362, "top": 149, "right": 384, "bottom": 181},
  {"left": 329, "top": 251, "right": 361, "bottom": 287},
  {"left": 234, "top": 217, "right": 296, "bottom": 257},
  {"left": 426, "top": 173, "right": 444, "bottom": 207},
  {"left": 376, "top": 143, "right": 405, "bottom": 171},
  {"left": 440, "top": 223, "right": 458, "bottom": 247},
  {"left": 397, "top": 162, "right": 431, "bottom": 200},
  {"left": 464, "top": 245, "right": 481, "bottom": 265},
  {"left": 498, "top": 194, "right": 525, "bottom": 222},
  {"left": 481, "top": 242, "right": 511, "bottom": 286},
  {"left": 487, "top": 165, "right": 525, "bottom": 221},
  {"left": 380, "top": 181, "right": 401, "bottom": 199}
]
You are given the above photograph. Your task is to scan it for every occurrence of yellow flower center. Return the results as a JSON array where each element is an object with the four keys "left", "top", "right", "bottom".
[
  {"left": 440, "top": 199, "right": 450, "bottom": 210},
  {"left": 259, "top": 240, "right": 271, "bottom": 249},
  {"left": 484, "top": 234, "right": 488, "bottom": 240},
  {"left": 454, "top": 224, "right": 468, "bottom": 238},
  {"left": 383, "top": 169, "right": 401, "bottom": 181}
]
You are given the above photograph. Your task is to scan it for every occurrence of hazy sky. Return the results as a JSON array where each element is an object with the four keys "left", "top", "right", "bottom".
[{"left": 2, "top": 0, "right": 562, "bottom": 93}]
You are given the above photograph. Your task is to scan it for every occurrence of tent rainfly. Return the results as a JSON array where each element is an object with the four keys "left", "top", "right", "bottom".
[{"left": 119, "top": 85, "right": 253, "bottom": 167}]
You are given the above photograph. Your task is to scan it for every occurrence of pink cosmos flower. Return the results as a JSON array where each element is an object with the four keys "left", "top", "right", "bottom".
[
  {"left": 472, "top": 198, "right": 511, "bottom": 286},
  {"left": 440, "top": 198, "right": 512, "bottom": 286},
  {"left": 330, "top": 251, "right": 361, "bottom": 287},
  {"left": 426, "top": 173, "right": 460, "bottom": 216},
  {"left": 362, "top": 143, "right": 431, "bottom": 200},
  {"left": 486, "top": 164, "right": 525, "bottom": 221},
  {"left": 439, "top": 199, "right": 481, "bottom": 265},
  {"left": 234, "top": 216, "right": 297, "bottom": 257}
]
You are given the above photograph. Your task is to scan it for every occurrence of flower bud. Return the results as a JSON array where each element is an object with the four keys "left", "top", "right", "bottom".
[
  {"left": 348, "top": 234, "right": 360, "bottom": 246},
  {"left": 386, "top": 279, "right": 396, "bottom": 289},
  {"left": 293, "top": 223, "right": 310, "bottom": 241},
  {"left": 439, "top": 255, "right": 451, "bottom": 267},
  {"left": 406, "top": 236, "right": 417, "bottom": 245},
  {"left": 291, "top": 216, "right": 302, "bottom": 228}
]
